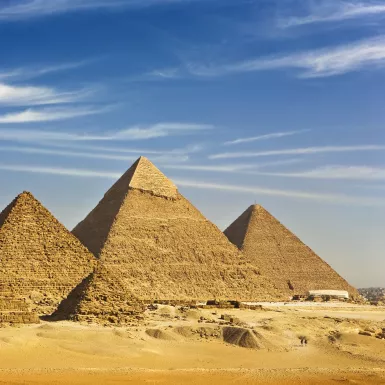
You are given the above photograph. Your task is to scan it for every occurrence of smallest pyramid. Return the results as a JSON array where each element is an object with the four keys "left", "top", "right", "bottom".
[
  {"left": 53, "top": 264, "right": 145, "bottom": 325},
  {"left": 225, "top": 205, "right": 358, "bottom": 298}
]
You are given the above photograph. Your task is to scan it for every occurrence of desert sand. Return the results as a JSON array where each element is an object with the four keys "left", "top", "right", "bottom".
[{"left": 0, "top": 303, "right": 384, "bottom": 384}]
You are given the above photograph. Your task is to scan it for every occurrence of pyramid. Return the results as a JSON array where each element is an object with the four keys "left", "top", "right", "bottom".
[
  {"left": 73, "top": 157, "right": 283, "bottom": 302},
  {"left": 53, "top": 263, "right": 145, "bottom": 324},
  {"left": 0, "top": 192, "right": 96, "bottom": 315},
  {"left": 224, "top": 205, "right": 358, "bottom": 299}
]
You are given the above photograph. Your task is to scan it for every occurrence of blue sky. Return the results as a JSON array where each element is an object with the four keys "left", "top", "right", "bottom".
[{"left": 0, "top": 0, "right": 384, "bottom": 287}]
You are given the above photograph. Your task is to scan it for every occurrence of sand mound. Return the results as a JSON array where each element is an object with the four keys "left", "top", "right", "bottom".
[
  {"left": 222, "top": 327, "right": 263, "bottom": 349},
  {"left": 146, "top": 329, "right": 176, "bottom": 340},
  {"left": 173, "top": 326, "right": 195, "bottom": 338}
]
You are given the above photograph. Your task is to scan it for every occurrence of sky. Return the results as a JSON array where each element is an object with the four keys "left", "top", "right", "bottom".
[{"left": 0, "top": 0, "right": 384, "bottom": 288}]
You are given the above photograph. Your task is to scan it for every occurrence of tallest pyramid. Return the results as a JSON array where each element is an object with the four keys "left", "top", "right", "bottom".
[{"left": 73, "top": 157, "right": 282, "bottom": 302}]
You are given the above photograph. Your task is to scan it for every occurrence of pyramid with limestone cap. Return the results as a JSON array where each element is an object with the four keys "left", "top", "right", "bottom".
[
  {"left": 224, "top": 205, "right": 358, "bottom": 299},
  {"left": 0, "top": 191, "right": 96, "bottom": 315},
  {"left": 73, "top": 157, "right": 284, "bottom": 302}
]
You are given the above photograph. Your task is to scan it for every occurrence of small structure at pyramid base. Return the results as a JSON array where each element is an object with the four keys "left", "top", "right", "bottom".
[
  {"left": 308, "top": 290, "right": 349, "bottom": 300},
  {"left": 52, "top": 264, "right": 145, "bottom": 326},
  {"left": 0, "top": 192, "right": 97, "bottom": 315},
  {"left": 0, "top": 297, "right": 40, "bottom": 325},
  {"left": 72, "top": 157, "right": 285, "bottom": 303},
  {"left": 224, "top": 205, "right": 358, "bottom": 300}
]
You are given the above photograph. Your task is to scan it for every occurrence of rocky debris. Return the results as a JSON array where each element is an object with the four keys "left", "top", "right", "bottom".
[
  {"left": 375, "top": 329, "right": 385, "bottom": 340},
  {"left": 0, "top": 192, "right": 96, "bottom": 315},
  {"left": 72, "top": 157, "right": 283, "bottom": 302},
  {"left": 224, "top": 205, "right": 358, "bottom": 299},
  {"left": 359, "top": 327, "right": 385, "bottom": 340}
]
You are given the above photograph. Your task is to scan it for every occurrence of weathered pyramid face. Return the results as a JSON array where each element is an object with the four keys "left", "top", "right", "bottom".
[
  {"left": 0, "top": 192, "right": 96, "bottom": 315},
  {"left": 53, "top": 263, "right": 144, "bottom": 325},
  {"left": 73, "top": 157, "right": 283, "bottom": 302},
  {"left": 224, "top": 205, "right": 357, "bottom": 298}
]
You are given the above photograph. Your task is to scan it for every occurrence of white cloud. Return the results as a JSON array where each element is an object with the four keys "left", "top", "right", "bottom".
[
  {"left": 0, "top": 83, "right": 91, "bottom": 106},
  {"left": 224, "top": 130, "right": 309, "bottom": 146},
  {"left": 1, "top": 162, "right": 382, "bottom": 206},
  {"left": 0, "top": 164, "right": 122, "bottom": 179},
  {"left": 0, "top": 145, "right": 189, "bottom": 163},
  {"left": 282, "top": 1, "right": 385, "bottom": 28},
  {"left": 114, "top": 123, "right": 213, "bottom": 140},
  {"left": 189, "top": 36, "right": 385, "bottom": 78},
  {"left": 164, "top": 159, "right": 303, "bottom": 173},
  {"left": 0, "top": 124, "right": 211, "bottom": 143},
  {"left": 145, "top": 68, "right": 181, "bottom": 79},
  {"left": 210, "top": 145, "right": 385, "bottom": 159},
  {"left": 0, "top": 61, "right": 89, "bottom": 81},
  {"left": 0, "top": 106, "right": 106, "bottom": 123},
  {"left": 0, "top": 0, "right": 197, "bottom": 20},
  {"left": 174, "top": 179, "right": 385, "bottom": 206},
  {"left": 253, "top": 166, "right": 385, "bottom": 181}
]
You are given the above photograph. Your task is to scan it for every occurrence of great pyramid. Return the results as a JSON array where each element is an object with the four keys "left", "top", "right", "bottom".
[
  {"left": 0, "top": 192, "right": 96, "bottom": 315},
  {"left": 73, "top": 157, "right": 283, "bottom": 302},
  {"left": 224, "top": 205, "right": 358, "bottom": 299},
  {"left": 52, "top": 263, "right": 145, "bottom": 325}
]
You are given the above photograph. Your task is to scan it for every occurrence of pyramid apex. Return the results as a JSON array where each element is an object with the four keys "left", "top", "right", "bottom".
[
  {"left": 109, "top": 156, "right": 178, "bottom": 199},
  {"left": 17, "top": 191, "right": 35, "bottom": 200}
]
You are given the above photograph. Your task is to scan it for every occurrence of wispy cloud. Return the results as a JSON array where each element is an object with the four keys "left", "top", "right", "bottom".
[
  {"left": 0, "top": 124, "right": 211, "bottom": 142},
  {"left": 115, "top": 123, "right": 213, "bottom": 140},
  {"left": 224, "top": 130, "right": 309, "bottom": 146},
  {"left": 174, "top": 179, "right": 385, "bottom": 206},
  {"left": 253, "top": 165, "right": 385, "bottom": 181},
  {"left": 145, "top": 68, "right": 181, "bottom": 80},
  {"left": 0, "top": 82, "right": 91, "bottom": 106},
  {"left": 0, "top": 162, "right": 383, "bottom": 206},
  {"left": 210, "top": 145, "right": 385, "bottom": 159},
  {"left": 0, "top": 106, "right": 107, "bottom": 123},
  {"left": 0, "top": 143, "right": 301, "bottom": 170},
  {"left": 0, "top": 61, "right": 90, "bottom": 81},
  {"left": 188, "top": 36, "right": 385, "bottom": 78},
  {"left": 0, "top": 0, "right": 197, "bottom": 21},
  {"left": 0, "top": 145, "right": 189, "bottom": 163},
  {"left": 0, "top": 164, "right": 122, "bottom": 179},
  {"left": 282, "top": 1, "right": 385, "bottom": 28},
  {"left": 165, "top": 159, "right": 303, "bottom": 173}
]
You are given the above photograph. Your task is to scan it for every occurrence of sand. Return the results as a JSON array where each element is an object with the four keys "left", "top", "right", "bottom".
[{"left": 0, "top": 304, "right": 384, "bottom": 384}]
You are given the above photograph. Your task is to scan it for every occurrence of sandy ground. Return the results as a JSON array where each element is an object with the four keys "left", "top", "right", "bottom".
[{"left": 0, "top": 304, "right": 384, "bottom": 384}]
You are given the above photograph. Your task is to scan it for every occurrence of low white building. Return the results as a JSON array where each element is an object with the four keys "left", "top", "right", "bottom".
[{"left": 308, "top": 290, "right": 349, "bottom": 299}]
